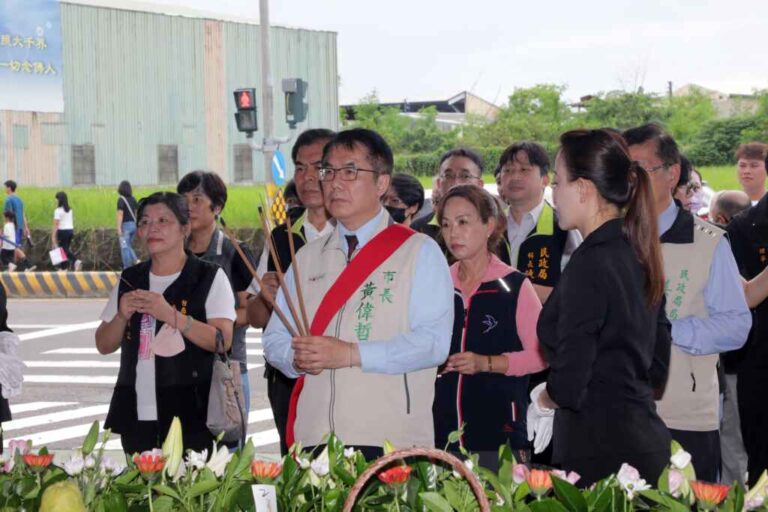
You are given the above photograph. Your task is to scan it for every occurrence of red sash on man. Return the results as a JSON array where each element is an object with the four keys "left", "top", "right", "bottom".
[{"left": 285, "top": 224, "right": 417, "bottom": 449}]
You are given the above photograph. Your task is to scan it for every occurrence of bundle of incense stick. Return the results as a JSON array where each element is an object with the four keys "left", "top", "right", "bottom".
[{"left": 220, "top": 208, "right": 309, "bottom": 339}]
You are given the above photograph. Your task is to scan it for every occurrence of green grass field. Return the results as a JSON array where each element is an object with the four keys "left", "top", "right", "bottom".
[{"left": 12, "top": 165, "right": 739, "bottom": 230}]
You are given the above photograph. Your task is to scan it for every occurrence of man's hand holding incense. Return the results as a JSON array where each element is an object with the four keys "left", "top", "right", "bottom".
[{"left": 292, "top": 336, "right": 361, "bottom": 375}]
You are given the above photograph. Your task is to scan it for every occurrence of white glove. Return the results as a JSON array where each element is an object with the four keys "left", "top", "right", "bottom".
[{"left": 527, "top": 383, "right": 555, "bottom": 454}]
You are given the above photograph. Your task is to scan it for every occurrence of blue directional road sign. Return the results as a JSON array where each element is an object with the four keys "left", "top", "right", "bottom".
[{"left": 272, "top": 149, "right": 287, "bottom": 186}]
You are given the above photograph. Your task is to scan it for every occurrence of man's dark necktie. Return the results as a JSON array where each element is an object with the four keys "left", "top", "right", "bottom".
[{"left": 345, "top": 234, "right": 358, "bottom": 261}]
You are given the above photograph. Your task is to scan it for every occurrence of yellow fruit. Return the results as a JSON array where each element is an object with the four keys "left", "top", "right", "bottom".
[{"left": 39, "top": 480, "right": 86, "bottom": 512}]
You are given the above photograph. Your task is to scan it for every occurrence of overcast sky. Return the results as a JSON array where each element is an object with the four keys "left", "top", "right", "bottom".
[{"left": 152, "top": 0, "right": 767, "bottom": 106}]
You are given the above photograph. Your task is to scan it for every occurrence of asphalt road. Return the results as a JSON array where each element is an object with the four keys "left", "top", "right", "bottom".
[{"left": 3, "top": 298, "right": 279, "bottom": 454}]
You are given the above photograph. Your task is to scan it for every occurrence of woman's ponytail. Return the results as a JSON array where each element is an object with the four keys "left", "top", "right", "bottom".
[{"left": 623, "top": 162, "right": 664, "bottom": 305}]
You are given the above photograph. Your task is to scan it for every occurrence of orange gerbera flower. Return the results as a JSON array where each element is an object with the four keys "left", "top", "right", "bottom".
[
  {"left": 133, "top": 452, "right": 166, "bottom": 480},
  {"left": 527, "top": 469, "right": 553, "bottom": 497},
  {"left": 22, "top": 453, "right": 54, "bottom": 472},
  {"left": 378, "top": 465, "right": 412, "bottom": 485},
  {"left": 251, "top": 460, "right": 282, "bottom": 480},
  {"left": 690, "top": 481, "right": 730, "bottom": 510}
]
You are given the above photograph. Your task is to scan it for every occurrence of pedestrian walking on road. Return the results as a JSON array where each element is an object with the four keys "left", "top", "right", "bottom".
[
  {"left": 117, "top": 180, "right": 140, "bottom": 269},
  {"left": 3, "top": 180, "right": 30, "bottom": 248},
  {"left": 51, "top": 191, "right": 82, "bottom": 271}
]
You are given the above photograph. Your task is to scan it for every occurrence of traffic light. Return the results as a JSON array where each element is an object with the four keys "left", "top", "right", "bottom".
[
  {"left": 282, "top": 79, "right": 308, "bottom": 128},
  {"left": 233, "top": 88, "right": 258, "bottom": 135}
]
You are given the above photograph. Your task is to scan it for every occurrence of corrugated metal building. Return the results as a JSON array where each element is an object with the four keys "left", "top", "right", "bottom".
[{"left": 0, "top": 0, "right": 339, "bottom": 186}]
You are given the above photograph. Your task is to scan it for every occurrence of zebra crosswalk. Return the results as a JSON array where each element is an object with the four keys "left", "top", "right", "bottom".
[{"left": 4, "top": 325, "right": 280, "bottom": 453}]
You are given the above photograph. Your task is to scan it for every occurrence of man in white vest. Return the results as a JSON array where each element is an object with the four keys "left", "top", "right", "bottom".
[
  {"left": 263, "top": 128, "right": 453, "bottom": 459},
  {"left": 625, "top": 124, "right": 751, "bottom": 482}
]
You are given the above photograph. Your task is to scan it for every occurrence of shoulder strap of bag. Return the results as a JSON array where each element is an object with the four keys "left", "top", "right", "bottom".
[
  {"left": 286, "top": 224, "right": 416, "bottom": 449},
  {"left": 120, "top": 196, "right": 137, "bottom": 222},
  {"left": 309, "top": 223, "right": 416, "bottom": 336}
]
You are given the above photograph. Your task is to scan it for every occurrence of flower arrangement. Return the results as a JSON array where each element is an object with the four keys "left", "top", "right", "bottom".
[{"left": 1, "top": 422, "right": 767, "bottom": 512}]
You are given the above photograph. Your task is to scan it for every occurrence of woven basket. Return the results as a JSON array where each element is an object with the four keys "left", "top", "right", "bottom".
[{"left": 342, "top": 447, "right": 491, "bottom": 511}]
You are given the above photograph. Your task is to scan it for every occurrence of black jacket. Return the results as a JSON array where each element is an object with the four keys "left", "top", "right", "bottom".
[
  {"left": 104, "top": 255, "right": 219, "bottom": 451},
  {"left": 538, "top": 218, "right": 671, "bottom": 462},
  {"left": 726, "top": 194, "right": 768, "bottom": 372},
  {"left": 433, "top": 272, "right": 530, "bottom": 451}
]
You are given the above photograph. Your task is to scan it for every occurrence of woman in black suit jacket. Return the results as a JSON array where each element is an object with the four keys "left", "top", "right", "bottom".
[{"left": 528, "top": 129, "right": 672, "bottom": 486}]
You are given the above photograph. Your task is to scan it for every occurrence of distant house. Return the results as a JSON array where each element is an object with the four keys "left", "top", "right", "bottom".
[
  {"left": 342, "top": 91, "right": 501, "bottom": 131},
  {"left": 674, "top": 84, "right": 760, "bottom": 118}
]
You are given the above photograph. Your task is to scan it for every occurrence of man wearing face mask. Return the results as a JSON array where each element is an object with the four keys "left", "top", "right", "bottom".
[
  {"left": 674, "top": 156, "right": 705, "bottom": 216},
  {"left": 382, "top": 173, "right": 425, "bottom": 226}
]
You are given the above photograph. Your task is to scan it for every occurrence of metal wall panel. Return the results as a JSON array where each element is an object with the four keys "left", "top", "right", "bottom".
[{"left": 0, "top": 2, "right": 338, "bottom": 186}]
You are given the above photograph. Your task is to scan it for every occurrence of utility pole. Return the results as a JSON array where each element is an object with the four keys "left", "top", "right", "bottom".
[{"left": 259, "top": 0, "right": 275, "bottom": 186}]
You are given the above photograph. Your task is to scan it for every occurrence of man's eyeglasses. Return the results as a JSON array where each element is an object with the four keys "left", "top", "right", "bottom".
[
  {"left": 439, "top": 172, "right": 481, "bottom": 183},
  {"left": 319, "top": 165, "right": 377, "bottom": 182}
]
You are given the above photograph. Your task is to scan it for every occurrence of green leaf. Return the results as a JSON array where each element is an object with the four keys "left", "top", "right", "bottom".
[
  {"left": 187, "top": 478, "right": 222, "bottom": 499},
  {"left": 586, "top": 480, "right": 614, "bottom": 512},
  {"left": 100, "top": 492, "right": 128, "bottom": 512},
  {"left": 234, "top": 441, "right": 255, "bottom": 475},
  {"left": 552, "top": 476, "right": 588, "bottom": 512},
  {"left": 414, "top": 460, "right": 439, "bottom": 491},
  {"left": 114, "top": 469, "right": 140, "bottom": 485},
  {"left": 721, "top": 482, "right": 744, "bottom": 512},
  {"left": 152, "top": 484, "right": 182, "bottom": 501},
  {"left": 151, "top": 495, "right": 176, "bottom": 512},
  {"left": 638, "top": 489, "right": 689, "bottom": 512},
  {"left": 514, "top": 482, "right": 531, "bottom": 502},
  {"left": 476, "top": 467, "right": 512, "bottom": 508},
  {"left": 656, "top": 467, "right": 670, "bottom": 493},
  {"left": 443, "top": 480, "right": 464, "bottom": 510},
  {"left": 331, "top": 464, "right": 356, "bottom": 486},
  {"left": 529, "top": 497, "right": 570, "bottom": 512},
  {"left": 421, "top": 491, "right": 453, "bottom": 512},
  {"left": 81, "top": 421, "right": 100, "bottom": 456}
]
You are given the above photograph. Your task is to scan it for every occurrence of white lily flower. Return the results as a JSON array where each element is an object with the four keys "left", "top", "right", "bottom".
[
  {"left": 298, "top": 457, "right": 311, "bottom": 469},
  {"left": 343, "top": 447, "right": 355, "bottom": 459},
  {"left": 206, "top": 443, "right": 233, "bottom": 478},
  {"left": 187, "top": 449, "right": 208, "bottom": 471},
  {"left": 311, "top": 459, "right": 329, "bottom": 477},
  {"left": 84, "top": 455, "right": 96, "bottom": 469},
  {"left": 670, "top": 448, "right": 692, "bottom": 469},
  {"left": 63, "top": 455, "right": 85, "bottom": 476}
]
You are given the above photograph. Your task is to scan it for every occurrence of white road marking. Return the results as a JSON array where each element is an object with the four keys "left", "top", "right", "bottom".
[
  {"left": 3, "top": 421, "right": 105, "bottom": 448},
  {"left": 248, "top": 407, "right": 273, "bottom": 423},
  {"left": 245, "top": 338, "right": 261, "bottom": 344},
  {"left": 4, "top": 404, "right": 110, "bottom": 431},
  {"left": 10, "top": 401, "right": 78, "bottom": 414},
  {"left": 24, "top": 375, "right": 116, "bottom": 385},
  {"left": 19, "top": 321, "right": 102, "bottom": 341},
  {"left": 43, "top": 347, "right": 117, "bottom": 355},
  {"left": 247, "top": 349, "right": 264, "bottom": 356},
  {"left": 248, "top": 429, "right": 280, "bottom": 447},
  {"left": 26, "top": 360, "right": 121, "bottom": 368},
  {"left": 9, "top": 324, "right": 64, "bottom": 329}
]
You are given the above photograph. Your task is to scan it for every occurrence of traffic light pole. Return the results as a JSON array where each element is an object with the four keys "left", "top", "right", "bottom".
[{"left": 258, "top": 0, "right": 275, "bottom": 186}]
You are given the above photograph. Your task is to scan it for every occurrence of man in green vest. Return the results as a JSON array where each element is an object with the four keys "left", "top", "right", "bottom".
[
  {"left": 625, "top": 123, "right": 751, "bottom": 483},
  {"left": 497, "top": 141, "right": 581, "bottom": 304},
  {"left": 247, "top": 128, "right": 336, "bottom": 455}
]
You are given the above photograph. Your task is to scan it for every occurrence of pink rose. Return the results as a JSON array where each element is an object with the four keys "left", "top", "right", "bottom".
[
  {"left": 512, "top": 464, "right": 530, "bottom": 484},
  {"left": 552, "top": 469, "right": 581, "bottom": 485}
]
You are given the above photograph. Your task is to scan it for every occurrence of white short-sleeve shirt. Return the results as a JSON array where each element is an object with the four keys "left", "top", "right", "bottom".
[
  {"left": 54, "top": 207, "right": 74, "bottom": 230},
  {"left": 100, "top": 267, "right": 236, "bottom": 421}
]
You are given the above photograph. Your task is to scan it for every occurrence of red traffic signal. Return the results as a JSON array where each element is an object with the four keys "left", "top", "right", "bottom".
[{"left": 234, "top": 88, "right": 256, "bottom": 111}]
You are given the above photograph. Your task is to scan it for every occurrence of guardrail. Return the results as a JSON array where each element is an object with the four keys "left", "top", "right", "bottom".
[{"left": 0, "top": 272, "right": 117, "bottom": 298}]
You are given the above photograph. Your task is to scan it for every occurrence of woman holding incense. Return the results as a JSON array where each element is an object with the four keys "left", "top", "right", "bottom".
[
  {"left": 95, "top": 192, "right": 236, "bottom": 454},
  {"left": 433, "top": 185, "right": 547, "bottom": 470}
]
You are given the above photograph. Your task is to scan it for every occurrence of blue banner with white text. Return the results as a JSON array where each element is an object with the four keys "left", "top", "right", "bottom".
[{"left": 0, "top": 0, "right": 64, "bottom": 112}]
